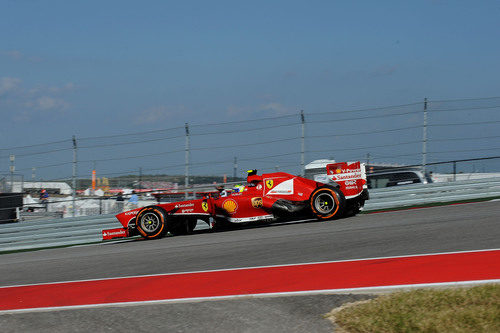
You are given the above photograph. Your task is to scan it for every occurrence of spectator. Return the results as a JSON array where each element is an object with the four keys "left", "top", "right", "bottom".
[
  {"left": 129, "top": 190, "right": 139, "bottom": 208},
  {"left": 39, "top": 189, "right": 49, "bottom": 211},
  {"left": 116, "top": 191, "right": 124, "bottom": 212}
]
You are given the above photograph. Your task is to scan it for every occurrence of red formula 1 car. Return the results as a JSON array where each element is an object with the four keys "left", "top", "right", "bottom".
[{"left": 102, "top": 162, "right": 369, "bottom": 240}]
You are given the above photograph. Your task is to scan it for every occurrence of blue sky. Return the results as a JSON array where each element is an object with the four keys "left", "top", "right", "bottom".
[{"left": 1, "top": 1, "right": 500, "bottom": 178}]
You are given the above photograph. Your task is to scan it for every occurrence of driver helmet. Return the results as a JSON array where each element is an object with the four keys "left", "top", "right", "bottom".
[{"left": 232, "top": 184, "right": 246, "bottom": 193}]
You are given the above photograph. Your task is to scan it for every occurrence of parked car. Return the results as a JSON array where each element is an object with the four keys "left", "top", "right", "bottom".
[{"left": 367, "top": 169, "right": 433, "bottom": 189}]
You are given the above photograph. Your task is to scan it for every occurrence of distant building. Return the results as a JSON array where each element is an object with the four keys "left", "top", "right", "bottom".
[{"left": 21, "top": 182, "right": 73, "bottom": 195}]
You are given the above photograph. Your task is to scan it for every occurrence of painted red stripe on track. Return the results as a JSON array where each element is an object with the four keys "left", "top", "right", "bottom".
[{"left": 1, "top": 250, "right": 499, "bottom": 311}]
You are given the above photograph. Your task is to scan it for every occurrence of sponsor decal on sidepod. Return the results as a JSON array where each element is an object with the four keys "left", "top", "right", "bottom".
[
  {"left": 251, "top": 197, "right": 263, "bottom": 208},
  {"left": 222, "top": 199, "right": 238, "bottom": 214}
]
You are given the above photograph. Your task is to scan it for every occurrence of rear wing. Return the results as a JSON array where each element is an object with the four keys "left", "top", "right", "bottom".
[{"left": 326, "top": 161, "right": 367, "bottom": 199}]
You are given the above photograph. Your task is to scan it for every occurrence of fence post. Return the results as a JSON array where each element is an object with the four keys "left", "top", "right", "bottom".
[
  {"left": 72, "top": 136, "right": 77, "bottom": 217},
  {"left": 453, "top": 161, "right": 457, "bottom": 182},
  {"left": 422, "top": 98, "right": 428, "bottom": 174},
  {"left": 9, "top": 154, "right": 15, "bottom": 192},
  {"left": 185, "top": 123, "right": 190, "bottom": 199},
  {"left": 233, "top": 156, "right": 237, "bottom": 180},
  {"left": 300, "top": 110, "right": 305, "bottom": 176}
]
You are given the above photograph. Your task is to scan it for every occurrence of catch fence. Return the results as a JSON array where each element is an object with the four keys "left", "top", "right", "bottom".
[{"left": 1, "top": 96, "right": 499, "bottom": 219}]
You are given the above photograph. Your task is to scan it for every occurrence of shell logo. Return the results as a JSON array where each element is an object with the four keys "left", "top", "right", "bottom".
[{"left": 223, "top": 199, "right": 238, "bottom": 214}]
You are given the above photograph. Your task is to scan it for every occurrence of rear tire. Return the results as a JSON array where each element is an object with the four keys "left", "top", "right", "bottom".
[
  {"left": 136, "top": 206, "right": 168, "bottom": 239},
  {"left": 310, "top": 186, "right": 345, "bottom": 220}
]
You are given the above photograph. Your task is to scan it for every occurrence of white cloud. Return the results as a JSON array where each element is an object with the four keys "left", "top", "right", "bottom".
[
  {"left": 226, "top": 105, "right": 251, "bottom": 116},
  {"left": 0, "top": 77, "right": 22, "bottom": 95},
  {"left": 0, "top": 78, "right": 73, "bottom": 119},
  {"left": 29, "top": 82, "right": 76, "bottom": 95},
  {"left": 225, "top": 102, "right": 293, "bottom": 118},
  {"left": 0, "top": 50, "right": 42, "bottom": 62},
  {"left": 259, "top": 102, "right": 289, "bottom": 115},
  {"left": 34, "top": 96, "right": 70, "bottom": 111},
  {"left": 371, "top": 65, "right": 399, "bottom": 77},
  {"left": 136, "top": 105, "right": 189, "bottom": 124},
  {"left": 0, "top": 50, "right": 23, "bottom": 60},
  {"left": 48, "top": 82, "right": 75, "bottom": 93}
]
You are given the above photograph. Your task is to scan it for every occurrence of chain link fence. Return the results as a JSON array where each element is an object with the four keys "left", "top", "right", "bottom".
[{"left": 1, "top": 97, "right": 499, "bottom": 219}]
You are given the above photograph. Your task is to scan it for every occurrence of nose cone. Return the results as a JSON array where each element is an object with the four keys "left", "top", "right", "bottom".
[{"left": 115, "top": 208, "right": 140, "bottom": 228}]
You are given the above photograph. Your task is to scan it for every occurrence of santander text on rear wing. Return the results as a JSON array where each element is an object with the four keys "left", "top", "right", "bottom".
[{"left": 326, "top": 161, "right": 367, "bottom": 199}]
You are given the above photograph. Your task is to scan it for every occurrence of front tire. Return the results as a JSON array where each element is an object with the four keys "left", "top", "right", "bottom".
[
  {"left": 310, "top": 186, "right": 345, "bottom": 220},
  {"left": 136, "top": 206, "right": 167, "bottom": 239}
]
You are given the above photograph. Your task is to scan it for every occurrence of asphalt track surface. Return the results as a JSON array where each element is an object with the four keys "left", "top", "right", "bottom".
[{"left": 1, "top": 201, "right": 499, "bottom": 332}]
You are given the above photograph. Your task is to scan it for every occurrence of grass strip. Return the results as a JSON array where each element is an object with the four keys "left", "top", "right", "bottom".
[{"left": 327, "top": 284, "right": 500, "bottom": 333}]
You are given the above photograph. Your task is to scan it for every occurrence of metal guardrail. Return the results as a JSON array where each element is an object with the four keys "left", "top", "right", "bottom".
[
  {"left": 1, "top": 178, "right": 500, "bottom": 252},
  {"left": 364, "top": 177, "right": 500, "bottom": 211},
  {"left": 0, "top": 214, "right": 118, "bottom": 252}
]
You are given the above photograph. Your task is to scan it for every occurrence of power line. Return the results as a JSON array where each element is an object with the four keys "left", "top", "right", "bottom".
[
  {"left": 16, "top": 162, "right": 73, "bottom": 172},
  {"left": 79, "top": 149, "right": 185, "bottom": 164},
  {"left": 429, "top": 120, "right": 500, "bottom": 127},
  {"left": 5, "top": 147, "right": 73, "bottom": 158},
  {"left": 307, "top": 110, "right": 421, "bottom": 124},
  {"left": 0, "top": 139, "right": 71, "bottom": 151},
  {"left": 429, "top": 135, "right": 500, "bottom": 142},
  {"left": 428, "top": 147, "right": 500, "bottom": 154},
  {"left": 429, "top": 105, "right": 500, "bottom": 112},
  {"left": 79, "top": 134, "right": 185, "bottom": 149},
  {"left": 4, "top": 97, "right": 500, "bottom": 152},
  {"left": 191, "top": 137, "right": 300, "bottom": 151},
  {"left": 365, "top": 152, "right": 427, "bottom": 160},
  {"left": 190, "top": 122, "right": 299, "bottom": 136},
  {"left": 78, "top": 125, "right": 185, "bottom": 141},
  {"left": 307, "top": 125, "right": 422, "bottom": 139},
  {"left": 190, "top": 113, "right": 298, "bottom": 127},
  {"left": 308, "top": 101, "right": 423, "bottom": 116},
  {"left": 308, "top": 140, "right": 421, "bottom": 154},
  {"left": 429, "top": 96, "right": 500, "bottom": 103}
]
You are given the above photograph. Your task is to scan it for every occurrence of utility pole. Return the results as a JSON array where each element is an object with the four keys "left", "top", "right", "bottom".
[
  {"left": 233, "top": 157, "right": 237, "bottom": 180},
  {"left": 9, "top": 155, "right": 15, "bottom": 192},
  {"left": 300, "top": 110, "right": 305, "bottom": 176},
  {"left": 366, "top": 153, "right": 370, "bottom": 165},
  {"left": 72, "top": 136, "right": 77, "bottom": 217},
  {"left": 185, "top": 123, "right": 190, "bottom": 199},
  {"left": 32, "top": 167, "right": 36, "bottom": 181},
  {"left": 422, "top": 98, "right": 428, "bottom": 175}
]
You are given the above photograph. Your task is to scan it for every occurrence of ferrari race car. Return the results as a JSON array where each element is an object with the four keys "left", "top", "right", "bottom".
[{"left": 102, "top": 162, "right": 369, "bottom": 240}]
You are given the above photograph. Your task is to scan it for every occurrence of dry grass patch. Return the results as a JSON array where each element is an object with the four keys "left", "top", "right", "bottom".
[{"left": 326, "top": 284, "right": 500, "bottom": 333}]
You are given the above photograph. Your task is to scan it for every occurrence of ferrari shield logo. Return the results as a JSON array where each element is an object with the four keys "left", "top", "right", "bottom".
[
  {"left": 266, "top": 179, "right": 274, "bottom": 189},
  {"left": 202, "top": 202, "right": 209, "bottom": 212}
]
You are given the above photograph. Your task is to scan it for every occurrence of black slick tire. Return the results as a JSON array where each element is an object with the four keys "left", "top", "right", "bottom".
[
  {"left": 309, "top": 186, "right": 346, "bottom": 220},
  {"left": 135, "top": 206, "right": 168, "bottom": 239}
]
